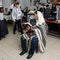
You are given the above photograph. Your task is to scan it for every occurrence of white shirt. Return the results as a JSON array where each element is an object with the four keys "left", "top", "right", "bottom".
[
  {"left": 0, "top": 13, "right": 4, "bottom": 20},
  {"left": 36, "top": 11, "right": 45, "bottom": 25},
  {"left": 12, "top": 7, "right": 22, "bottom": 21},
  {"left": 56, "top": 7, "right": 60, "bottom": 20}
]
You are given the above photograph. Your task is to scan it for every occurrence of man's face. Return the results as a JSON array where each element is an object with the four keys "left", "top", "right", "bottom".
[
  {"left": 15, "top": 4, "right": 19, "bottom": 8},
  {"left": 35, "top": 3, "right": 39, "bottom": 8},
  {"left": 34, "top": 14, "right": 38, "bottom": 20}
]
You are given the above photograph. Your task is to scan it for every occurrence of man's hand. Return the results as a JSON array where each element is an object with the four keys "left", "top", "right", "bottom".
[{"left": 13, "top": 19, "right": 16, "bottom": 22}]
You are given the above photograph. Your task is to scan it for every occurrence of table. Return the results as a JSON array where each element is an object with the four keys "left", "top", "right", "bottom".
[{"left": 45, "top": 19, "right": 60, "bottom": 37}]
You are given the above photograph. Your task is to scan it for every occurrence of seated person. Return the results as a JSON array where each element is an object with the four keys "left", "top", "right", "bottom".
[
  {"left": 20, "top": 11, "right": 48, "bottom": 59},
  {"left": 51, "top": 4, "right": 56, "bottom": 20},
  {"left": 0, "top": 7, "right": 8, "bottom": 40},
  {"left": 44, "top": 5, "right": 51, "bottom": 19}
]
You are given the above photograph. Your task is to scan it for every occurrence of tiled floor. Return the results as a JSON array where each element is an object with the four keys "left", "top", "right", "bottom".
[{"left": 0, "top": 24, "right": 60, "bottom": 60}]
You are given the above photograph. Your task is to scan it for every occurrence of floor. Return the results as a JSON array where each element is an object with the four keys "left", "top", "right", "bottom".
[{"left": 0, "top": 24, "right": 60, "bottom": 60}]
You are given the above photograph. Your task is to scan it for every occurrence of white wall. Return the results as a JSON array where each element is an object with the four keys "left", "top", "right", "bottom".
[
  {"left": 3, "top": 0, "right": 12, "bottom": 10},
  {"left": 17, "top": 0, "right": 30, "bottom": 9},
  {"left": 2, "top": 0, "right": 47, "bottom": 10},
  {"left": 0, "top": 0, "right": 3, "bottom": 7},
  {"left": 25, "top": 0, "right": 30, "bottom": 9}
]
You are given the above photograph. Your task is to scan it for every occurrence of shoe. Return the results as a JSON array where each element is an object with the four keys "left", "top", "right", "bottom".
[
  {"left": 20, "top": 51, "right": 27, "bottom": 55},
  {"left": 36, "top": 49, "right": 38, "bottom": 53},
  {"left": 0, "top": 38, "right": 1, "bottom": 40},
  {"left": 26, "top": 54, "right": 33, "bottom": 59},
  {"left": 13, "top": 32, "right": 15, "bottom": 34},
  {"left": 18, "top": 29, "right": 21, "bottom": 32}
]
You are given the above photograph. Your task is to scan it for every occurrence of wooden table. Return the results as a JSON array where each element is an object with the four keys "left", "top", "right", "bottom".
[
  {"left": 45, "top": 19, "right": 60, "bottom": 25},
  {"left": 45, "top": 19, "right": 60, "bottom": 37}
]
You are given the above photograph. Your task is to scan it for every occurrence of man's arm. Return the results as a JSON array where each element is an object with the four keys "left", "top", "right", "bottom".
[{"left": 12, "top": 8, "right": 16, "bottom": 22}]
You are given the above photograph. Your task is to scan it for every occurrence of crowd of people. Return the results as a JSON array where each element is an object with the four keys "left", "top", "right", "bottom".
[
  {"left": 0, "top": 0, "right": 53, "bottom": 59},
  {"left": 34, "top": 2, "right": 60, "bottom": 20}
]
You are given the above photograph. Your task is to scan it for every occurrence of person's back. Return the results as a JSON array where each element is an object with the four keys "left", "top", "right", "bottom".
[
  {"left": 44, "top": 5, "right": 51, "bottom": 18},
  {"left": 45, "top": 5, "right": 51, "bottom": 15},
  {"left": 35, "top": 2, "right": 43, "bottom": 13}
]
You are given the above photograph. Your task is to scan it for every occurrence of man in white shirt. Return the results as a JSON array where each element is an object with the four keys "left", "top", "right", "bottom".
[
  {"left": 12, "top": 2, "right": 23, "bottom": 34},
  {"left": 56, "top": 4, "right": 60, "bottom": 20}
]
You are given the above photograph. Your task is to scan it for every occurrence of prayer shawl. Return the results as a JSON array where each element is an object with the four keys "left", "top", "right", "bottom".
[
  {"left": 21, "top": 24, "right": 47, "bottom": 53},
  {"left": 34, "top": 24, "right": 48, "bottom": 53},
  {"left": 21, "top": 11, "right": 48, "bottom": 53},
  {"left": 36, "top": 11, "right": 45, "bottom": 25},
  {"left": 35, "top": 11, "right": 48, "bottom": 52},
  {"left": 34, "top": 27, "right": 46, "bottom": 53}
]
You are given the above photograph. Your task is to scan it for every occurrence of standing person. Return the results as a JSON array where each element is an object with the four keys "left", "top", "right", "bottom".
[
  {"left": 56, "top": 4, "right": 60, "bottom": 20},
  {"left": 12, "top": 2, "right": 23, "bottom": 34},
  {"left": 44, "top": 5, "right": 51, "bottom": 19},
  {"left": 35, "top": 2, "right": 43, "bottom": 12},
  {"left": 51, "top": 4, "right": 57, "bottom": 19},
  {"left": 24, "top": 6, "right": 29, "bottom": 22}
]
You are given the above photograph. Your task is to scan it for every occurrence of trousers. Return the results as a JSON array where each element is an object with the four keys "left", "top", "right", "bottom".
[{"left": 21, "top": 36, "right": 38, "bottom": 55}]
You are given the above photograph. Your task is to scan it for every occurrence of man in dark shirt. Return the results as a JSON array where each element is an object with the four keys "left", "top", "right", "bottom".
[{"left": 35, "top": 2, "right": 43, "bottom": 12}]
